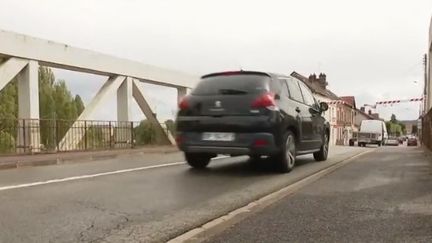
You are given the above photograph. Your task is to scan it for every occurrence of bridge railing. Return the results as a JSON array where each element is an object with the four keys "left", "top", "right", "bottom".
[
  {"left": 0, "top": 118, "right": 173, "bottom": 155},
  {"left": 422, "top": 109, "right": 432, "bottom": 151}
]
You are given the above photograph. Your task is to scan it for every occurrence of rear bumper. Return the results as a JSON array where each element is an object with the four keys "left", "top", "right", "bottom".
[
  {"left": 177, "top": 132, "right": 280, "bottom": 156},
  {"left": 358, "top": 138, "right": 380, "bottom": 144}
]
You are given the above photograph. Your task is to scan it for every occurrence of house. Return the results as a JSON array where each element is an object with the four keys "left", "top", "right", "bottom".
[
  {"left": 327, "top": 99, "right": 356, "bottom": 145},
  {"left": 354, "top": 107, "right": 374, "bottom": 131},
  {"left": 400, "top": 120, "right": 418, "bottom": 135}
]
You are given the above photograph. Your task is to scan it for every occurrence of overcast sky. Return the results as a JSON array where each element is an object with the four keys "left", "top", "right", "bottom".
[{"left": 1, "top": 0, "right": 431, "bottom": 121}]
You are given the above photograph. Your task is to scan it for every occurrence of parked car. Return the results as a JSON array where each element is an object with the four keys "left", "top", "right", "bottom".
[
  {"left": 176, "top": 70, "right": 330, "bottom": 173},
  {"left": 386, "top": 137, "right": 399, "bottom": 146},
  {"left": 407, "top": 136, "right": 418, "bottom": 146},
  {"left": 357, "top": 120, "right": 388, "bottom": 147}
]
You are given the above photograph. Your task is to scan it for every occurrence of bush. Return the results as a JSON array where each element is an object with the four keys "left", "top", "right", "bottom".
[
  {"left": 0, "top": 131, "right": 15, "bottom": 153},
  {"left": 134, "top": 120, "right": 157, "bottom": 145}
]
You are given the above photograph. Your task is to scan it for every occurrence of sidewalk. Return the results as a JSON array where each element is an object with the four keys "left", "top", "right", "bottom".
[
  {"left": 0, "top": 146, "right": 179, "bottom": 170},
  {"left": 205, "top": 147, "right": 432, "bottom": 243}
]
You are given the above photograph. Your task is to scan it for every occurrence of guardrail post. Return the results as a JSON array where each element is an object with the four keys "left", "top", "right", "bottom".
[
  {"left": 109, "top": 121, "right": 113, "bottom": 149},
  {"left": 23, "top": 119, "right": 26, "bottom": 153},
  {"left": 84, "top": 120, "right": 88, "bottom": 150},
  {"left": 130, "top": 122, "right": 134, "bottom": 148}
]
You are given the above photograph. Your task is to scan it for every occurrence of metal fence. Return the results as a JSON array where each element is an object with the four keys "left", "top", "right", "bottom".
[
  {"left": 0, "top": 119, "right": 173, "bottom": 155},
  {"left": 422, "top": 109, "right": 432, "bottom": 151}
]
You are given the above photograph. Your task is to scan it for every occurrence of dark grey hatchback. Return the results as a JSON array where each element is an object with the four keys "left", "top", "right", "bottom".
[{"left": 175, "top": 71, "right": 330, "bottom": 173}]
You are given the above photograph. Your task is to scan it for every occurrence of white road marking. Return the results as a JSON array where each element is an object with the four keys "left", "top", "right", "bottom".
[{"left": 0, "top": 156, "right": 230, "bottom": 192}]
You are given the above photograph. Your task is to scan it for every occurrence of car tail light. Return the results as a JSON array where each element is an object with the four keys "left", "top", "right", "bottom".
[
  {"left": 253, "top": 139, "right": 269, "bottom": 147},
  {"left": 178, "top": 96, "right": 189, "bottom": 110},
  {"left": 251, "top": 92, "right": 276, "bottom": 109},
  {"left": 175, "top": 135, "right": 184, "bottom": 145}
]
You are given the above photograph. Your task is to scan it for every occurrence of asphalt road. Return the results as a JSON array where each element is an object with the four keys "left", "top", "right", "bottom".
[
  {"left": 206, "top": 146, "right": 432, "bottom": 243},
  {"left": 0, "top": 146, "right": 367, "bottom": 243}
]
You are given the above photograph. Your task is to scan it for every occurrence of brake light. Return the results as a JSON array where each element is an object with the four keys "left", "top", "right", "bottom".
[
  {"left": 251, "top": 92, "right": 276, "bottom": 109},
  {"left": 175, "top": 135, "right": 184, "bottom": 145},
  {"left": 253, "top": 139, "right": 269, "bottom": 147},
  {"left": 178, "top": 96, "right": 189, "bottom": 110}
]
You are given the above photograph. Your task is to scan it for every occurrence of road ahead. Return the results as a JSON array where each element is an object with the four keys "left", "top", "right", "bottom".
[
  {"left": 207, "top": 146, "right": 432, "bottom": 243},
  {"left": 0, "top": 146, "right": 366, "bottom": 243}
]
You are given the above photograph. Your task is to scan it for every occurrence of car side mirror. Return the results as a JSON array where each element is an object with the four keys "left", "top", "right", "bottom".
[{"left": 320, "top": 102, "right": 329, "bottom": 111}]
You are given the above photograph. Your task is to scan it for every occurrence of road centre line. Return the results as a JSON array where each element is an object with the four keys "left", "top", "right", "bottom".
[{"left": 0, "top": 156, "right": 229, "bottom": 192}]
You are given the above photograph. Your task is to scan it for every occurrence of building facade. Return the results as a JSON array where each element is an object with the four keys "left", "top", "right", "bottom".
[
  {"left": 427, "top": 17, "right": 432, "bottom": 111},
  {"left": 327, "top": 100, "right": 356, "bottom": 145}
]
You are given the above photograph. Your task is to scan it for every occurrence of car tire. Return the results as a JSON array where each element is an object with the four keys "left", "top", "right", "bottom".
[
  {"left": 273, "top": 131, "right": 296, "bottom": 173},
  {"left": 185, "top": 153, "right": 211, "bottom": 169},
  {"left": 314, "top": 132, "right": 329, "bottom": 162}
]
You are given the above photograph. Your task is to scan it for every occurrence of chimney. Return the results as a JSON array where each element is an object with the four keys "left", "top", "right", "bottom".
[
  {"left": 318, "top": 73, "right": 328, "bottom": 89},
  {"left": 368, "top": 110, "right": 372, "bottom": 115}
]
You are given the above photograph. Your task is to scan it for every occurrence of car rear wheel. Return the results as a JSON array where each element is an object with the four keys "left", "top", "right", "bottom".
[
  {"left": 314, "top": 133, "right": 329, "bottom": 162},
  {"left": 273, "top": 131, "right": 296, "bottom": 173},
  {"left": 185, "top": 153, "right": 211, "bottom": 169}
]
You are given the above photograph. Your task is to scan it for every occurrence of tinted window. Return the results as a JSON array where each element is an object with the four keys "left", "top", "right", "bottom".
[
  {"left": 192, "top": 74, "right": 270, "bottom": 95},
  {"left": 286, "top": 78, "right": 304, "bottom": 102},
  {"left": 298, "top": 81, "right": 316, "bottom": 106}
]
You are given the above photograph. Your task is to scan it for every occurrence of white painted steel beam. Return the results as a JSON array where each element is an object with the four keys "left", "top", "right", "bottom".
[
  {"left": 0, "top": 57, "right": 29, "bottom": 92},
  {"left": 59, "top": 76, "right": 126, "bottom": 150},
  {"left": 17, "top": 60, "right": 39, "bottom": 119},
  {"left": 0, "top": 29, "right": 198, "bottom": 89},
  {"left": 117, "top": 77, "right": 133, "bottom": 122},
  {"left": 16, "top": 60, "right": 40, "bottom": 152},
  {"left": 116, "top": 77, "right": 133, "bottom": 148},
  {"left": 132, "top": 79, "right": 174, "bottom": 145},
  {"left": 177, "top": 87, "right": 188, "bottom": 104}
]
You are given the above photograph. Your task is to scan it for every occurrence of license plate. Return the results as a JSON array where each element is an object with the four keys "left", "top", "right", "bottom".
[{"left": 202, "top": 132, "right": 235, "bottom": 141}]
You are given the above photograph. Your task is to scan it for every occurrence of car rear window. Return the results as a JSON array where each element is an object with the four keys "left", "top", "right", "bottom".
[{"left": 192, "top": 74, "right": 270, "bottom": 95}]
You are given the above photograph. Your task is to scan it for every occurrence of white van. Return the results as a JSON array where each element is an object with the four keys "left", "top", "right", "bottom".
[{"left": 357, "top": 120, "right": 388, "bottom": 147}]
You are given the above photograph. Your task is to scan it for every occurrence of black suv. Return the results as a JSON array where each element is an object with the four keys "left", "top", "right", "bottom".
[{"left": 175, "top": 71, "right": 330, "bottom": 173}]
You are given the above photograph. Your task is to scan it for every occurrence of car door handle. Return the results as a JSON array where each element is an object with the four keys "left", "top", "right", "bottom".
[{"left": 295, "top": 107, "right": 301, "bottom": 113}]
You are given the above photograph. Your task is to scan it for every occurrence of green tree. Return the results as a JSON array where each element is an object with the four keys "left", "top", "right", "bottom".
[
  {"left": 134, "top": 120, "right": 157, "bottom": 145},
  {"left": 390, "top": 114, "right": 397, "bottom": 123},
  {"left": 385, "top": 121, "right": 391, "bottom": 135},
  {"left": 399, "top": 123, "right": 406, "bottom": 135},
  {"left": 74, "top": 95, "right": 85, "bottom": 116},
  {"left": 412, "top": 125, "right": 418, "bottom": 135},
  {"left": 165, "top": 119, "right": 176, "bottom": 136},
  {"left": 0, "top": 66, "right": 86, "bottom": 153},
  {"left": 0, "top": 79, "right": 18, "bottom": 147},
  {"left": 0, "top": 131, "right": 15, "bottom": 153}
]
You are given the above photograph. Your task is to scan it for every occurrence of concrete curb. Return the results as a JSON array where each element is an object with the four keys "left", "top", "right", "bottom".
[{"left": 0, "top": 146, "right": 180, "bottom": 171}]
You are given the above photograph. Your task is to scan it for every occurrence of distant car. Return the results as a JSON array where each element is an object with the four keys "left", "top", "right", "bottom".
[
  {"left": 386, "top": 137, "right": 399, "bottom": 146},
  {"left": 407, "top": 137, "right": 418, "bottom": 146}
]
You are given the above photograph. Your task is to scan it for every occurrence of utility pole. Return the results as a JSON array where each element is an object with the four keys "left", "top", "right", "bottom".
[{"left": 423, "top": 54, "right": 428, "bottom": 115}]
